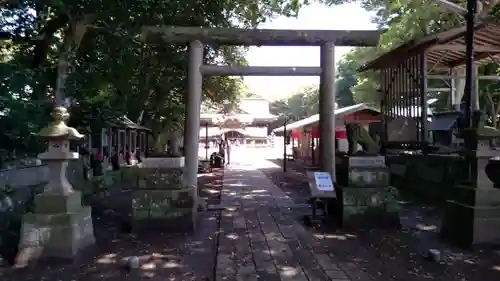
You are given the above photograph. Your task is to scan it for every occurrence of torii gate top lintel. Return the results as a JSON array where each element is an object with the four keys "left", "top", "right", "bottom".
[{"left": 142, "top": 26, "right": 381, "bottom": 47}]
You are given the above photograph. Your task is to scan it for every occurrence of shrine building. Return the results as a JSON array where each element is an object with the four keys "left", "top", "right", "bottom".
[{"left": 199, "top": 95, "right": 278, "bottom": 147}]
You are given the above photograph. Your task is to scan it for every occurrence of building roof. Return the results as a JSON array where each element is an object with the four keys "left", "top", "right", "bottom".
[
  {"left": 272, "top": 103, "right": 380, "bottom": 132},
  {"left": 200, "top": 113, "right": 278, "bottom": 124},
  {"left": 245, "top": 93, "right": 266, "bottom": 99},
  {"left": 108, "top": 116, "right": 151, "bottom": 131},
  {"left": 361, "top": 20, "right": 500, "bottom": 71}
]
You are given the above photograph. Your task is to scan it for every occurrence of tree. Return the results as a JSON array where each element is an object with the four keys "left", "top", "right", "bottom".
[
  {"left": 270, "top": 86, "right": 319, "bottom": 121},
  {"left": 336, "top": 47, "right": 379, "bottom": 106},
  {"left": 0, "top": 0, "right": 308, "bottom": 158},
  {"left": 327, "top": 0, "right": 500, "bottom": 128}
]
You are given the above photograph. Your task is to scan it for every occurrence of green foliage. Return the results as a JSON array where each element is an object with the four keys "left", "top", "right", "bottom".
[
  {"left": 0, "top": 0, "right": 307, "bottom": 159},
  {"left": 326, "top": 0, "right": 500, "bottom": 128},
  {"left": 270, "top": 86, "right": 319, "bottom": 121}
]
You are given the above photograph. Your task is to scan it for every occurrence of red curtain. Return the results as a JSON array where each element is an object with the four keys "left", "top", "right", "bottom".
[
  {"left": 335, "top": 130, "right": 347, "bottom": 139},
  {"left": 291, "top": 129, "right": 301, "bottom": 139},
  {"left": 311, "top": 126, "right": 319, "bottom": 138},
  {"left": 310, "top": 126, "right": 346, "bottom": 139}
]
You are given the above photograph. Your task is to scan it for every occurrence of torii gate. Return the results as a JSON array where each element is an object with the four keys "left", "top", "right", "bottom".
[{"left": 142, "top": 27, "right": 380, "bottom": 196}]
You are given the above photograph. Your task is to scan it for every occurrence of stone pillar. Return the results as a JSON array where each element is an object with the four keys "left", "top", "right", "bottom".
[
  {"left": 441, "top": 141, "right": 500, "bottom": 247},
  {"left": 17, "top": 107, "right": 95, "bottom": 265},
  {"left": 319, "top": 42, "right": 336, "bottom": 180},
  {"left": 452, "top": 66, "right": 480, "bottom": 111},
  {"left": 452, "top": 68, "right": 465, "bottom": 111},
  {"left": 472, "top": 65, "right": 480, "bottom": 111},
  {"left": 184, "top": 40, "right": 203, "bottom": 204}
]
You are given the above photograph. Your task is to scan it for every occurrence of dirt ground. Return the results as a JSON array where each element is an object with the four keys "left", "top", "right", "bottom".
[
  {"left": 260, "top": 159, "right": 500, "bottom": 281},
  {"left": 0, "top": 168, "right": 224, "bottom": 281}
]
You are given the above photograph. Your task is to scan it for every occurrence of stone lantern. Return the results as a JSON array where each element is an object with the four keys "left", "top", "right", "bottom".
[{"left": 17, "top": 107, "right": 95, "bottom": 263}]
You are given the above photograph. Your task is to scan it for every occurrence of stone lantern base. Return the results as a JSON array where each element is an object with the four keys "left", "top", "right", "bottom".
[{"left": 16, "top": 191, "right": 95, "bottom": 264}]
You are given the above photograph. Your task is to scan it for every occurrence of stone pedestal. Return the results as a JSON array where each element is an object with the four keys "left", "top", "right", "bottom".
[
  {"left": 339, "top": 156, "right": 400, "bottom": 228},
  {"left": 16, "top": 107, "right": 95, "bottom": 264},
  {"left": 17, "top": 191, "right": 95, "bottom": 261},
  {"left": 441, "top": 151, "right": 500, "bottom": 247},
  {"left": 132, "top": 156, "right": 197, "bottom": 231}
]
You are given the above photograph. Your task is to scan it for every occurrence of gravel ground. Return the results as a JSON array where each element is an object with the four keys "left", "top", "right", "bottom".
[{"left": 260, "top": 158, "right": 500, "bottom": 281}]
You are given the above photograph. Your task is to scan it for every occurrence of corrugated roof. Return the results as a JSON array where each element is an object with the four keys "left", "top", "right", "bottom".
[
  {"left": 272, "top": 103, "right": 380, "bottom": 132},
  {"left": 361, "top": 20, "right": 500, "bottom": 71}
]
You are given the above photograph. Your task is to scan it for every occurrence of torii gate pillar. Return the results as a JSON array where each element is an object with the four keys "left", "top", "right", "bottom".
[
  {"left": 184, "top": 40, "right": 203, "bottom": 205},
  {"left": 319, "top": 42, "right": 336, "bottom": 180}
]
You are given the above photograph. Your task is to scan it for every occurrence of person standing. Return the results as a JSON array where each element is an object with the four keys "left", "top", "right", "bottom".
[
  {"left": 218, "top": 139, "right": 225, "bottom": 164},
  {"left": 225, "top": 139, "right": 231, "bottom": 165}
]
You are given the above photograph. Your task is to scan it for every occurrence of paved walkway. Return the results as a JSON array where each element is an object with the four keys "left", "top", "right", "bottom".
[{"left": 215, "top": 161, "right": 368, "bottom": 281}]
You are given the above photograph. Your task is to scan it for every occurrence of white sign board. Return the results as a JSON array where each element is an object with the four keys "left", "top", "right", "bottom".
[{"left": 314, "top": 172, "right": 335, "bottom": 192}]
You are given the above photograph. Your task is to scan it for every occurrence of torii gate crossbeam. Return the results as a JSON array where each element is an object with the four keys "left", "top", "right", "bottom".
[{"left": 142, "top": 26, "right": 381, "bottom": 206}]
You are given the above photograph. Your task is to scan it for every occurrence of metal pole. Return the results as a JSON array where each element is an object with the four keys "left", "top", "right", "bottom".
[
  {"left": 184, "top": 40, "right": 203, "bottom": 194},
  {"left": 463, "top": 0, "right": 477, "bottom": 187},
  {"left": 463, "top": 0, "right": 476, "bottom": 128},
  {"left": 283, "top": 117, "right": 287, "bottom": 173},
  {"left": 205, "top": 123, "right": 209, "bottom": 160},
  {"left": 311, "top": 135, "right": 315, "bottom": 165},
  {"left": 319, "top": 42, "right": 336, "bottom": 180}
]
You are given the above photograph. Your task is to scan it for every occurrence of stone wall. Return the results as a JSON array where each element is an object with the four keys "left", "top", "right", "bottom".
[
  {"left": 387, "top": 154, "right": 468, "bottom": 203},
  {"left": 0, "top": 160, "right": 85, "bottom": 189},
  {"left": 337, "top": 156, "right": 400, "bottom": 228},
  {"left": 131, "top": 166, "right": 195, "bottom": 231}
]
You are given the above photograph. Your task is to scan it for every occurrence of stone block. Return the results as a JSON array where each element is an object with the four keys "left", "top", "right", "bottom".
[
  {"left": 34, "top": 191, "right": 83, "bottom": 214},
  {"left": 137, "top": 168, "right": 184, "bottom": 189},
  {"left": 441, "top": 185, "right": 500, "bottom": 247},
  {"left": 131, "top": 187, "right": 196, "bottom": 231},
  {"left": 348, "top": 169, "right": 389, "bottom": 187},
  {"left": 342, "top": 186, "right": 400, "bottom": 228},
  {"left": 141, "top": 156, "right": 185, "bottom": 168},
  {"left": 17, "top": 206, "right": 95, "bottom": 262}
]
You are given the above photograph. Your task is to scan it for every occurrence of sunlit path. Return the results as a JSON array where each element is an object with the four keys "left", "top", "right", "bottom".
[{"left": 214, "top": 149, "right": 363, "bottom": 281}]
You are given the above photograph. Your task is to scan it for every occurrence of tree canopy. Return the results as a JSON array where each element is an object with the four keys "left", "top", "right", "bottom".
[
  {"left": 330, "top": 0, "right": 500, "bottom": 127},
  {"left": 0, "top": 0, "right": 309, "bottom": 162},
  {"left": 271, "top": 0, "right": 500, "bottom": 129}
]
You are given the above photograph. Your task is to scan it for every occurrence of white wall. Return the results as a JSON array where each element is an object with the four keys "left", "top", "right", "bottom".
[
  {"left": 199, "top": 127, "right": 221, "bottom": 138},
  {"left": 240, "top": 99, "right": 270, "bottom": 116},
  {"left": 244, "top": 127, "right": 268, "bottom": 138}
]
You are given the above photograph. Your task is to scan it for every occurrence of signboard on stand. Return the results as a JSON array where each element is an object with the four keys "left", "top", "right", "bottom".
[
  {"left": 314, "top": 172, "right": 334, "bottom": 191},
  {"left": 307, "top": 171, "right": 336, "bottom": 198}
]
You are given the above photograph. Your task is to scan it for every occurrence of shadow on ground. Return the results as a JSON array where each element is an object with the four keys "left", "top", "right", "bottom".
[
  {"left": 259, "top": 158, "right": 500, "bottom": 281},
  {"left": 0, "top": 169, "right": 224, "bottom": 281}
]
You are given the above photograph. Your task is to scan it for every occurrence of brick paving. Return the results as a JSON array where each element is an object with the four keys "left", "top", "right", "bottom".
[{"left": 215, "top": 163, "right": 367, "bottom": 281}]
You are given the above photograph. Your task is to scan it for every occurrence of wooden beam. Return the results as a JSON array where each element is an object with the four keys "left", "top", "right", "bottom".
[
  {"left": 429, "top": 0, "right": 467, "bottom": 16},
  {"left": 428, "top": 74, "right": 500, "bottom": 80},
  {"left": 142, "top": 26, "right": 381, "bottom": 46},
  {"left": 200, "top": 65, "right": 322, "bottom": 76},
  {"left": 430, "top": 45, "right": 500, "bottom": 52},
  {"left": 448, "top": 52, "right": 493, "bottom": 67}
]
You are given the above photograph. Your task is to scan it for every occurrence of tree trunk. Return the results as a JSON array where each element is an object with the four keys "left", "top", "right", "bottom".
[
  {"left": 54, "top": 19, "right": 91, "bottom": 106},
  {"left": 54, "top": 42, "right": 71, "bottom": 106}
]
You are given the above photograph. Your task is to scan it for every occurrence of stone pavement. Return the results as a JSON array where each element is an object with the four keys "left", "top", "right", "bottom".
[{"left": 215, "top": 161, "right": 369, "bottom": 281}]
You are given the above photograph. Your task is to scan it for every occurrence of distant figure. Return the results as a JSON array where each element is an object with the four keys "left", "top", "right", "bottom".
[
  {"left": 225, "top": 140, "right": 231, "bottom": 165},
  {"left": 218, "top": 139, "right": 225, "bottom": 163},
  {"left": 125, "top": 146, "right": 132, "bottom": 165},
  {"left": 111, "top": 147, "right": 120, "bottom": 171},
  {"left": 136, "top": 147, "right": 142, "bottom": 163}
]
